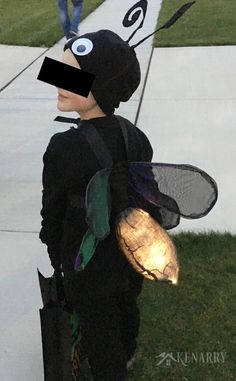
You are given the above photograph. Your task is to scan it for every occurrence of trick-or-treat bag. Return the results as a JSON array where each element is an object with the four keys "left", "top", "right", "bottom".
[{"left": 37, "top": 270, "right": 83, "bottom": 381}]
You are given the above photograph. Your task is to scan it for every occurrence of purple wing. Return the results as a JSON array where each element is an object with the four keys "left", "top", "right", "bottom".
[{"left": 129, "top": 162, "right": 218, "bottom": 230}]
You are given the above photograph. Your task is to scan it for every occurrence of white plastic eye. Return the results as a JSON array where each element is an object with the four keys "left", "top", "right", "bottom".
[{"left": 71, "top": 38, "right": 94, "bottom": 56}]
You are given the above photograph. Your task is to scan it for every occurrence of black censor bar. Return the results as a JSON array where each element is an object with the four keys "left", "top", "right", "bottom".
[{"left": 37, "top": 56, "right": 95, "bottom": 97}]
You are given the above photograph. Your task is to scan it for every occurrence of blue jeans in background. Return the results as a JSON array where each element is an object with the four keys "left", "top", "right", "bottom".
[{"left": 57, "top": 0, "right": 83, "bottom": 39}]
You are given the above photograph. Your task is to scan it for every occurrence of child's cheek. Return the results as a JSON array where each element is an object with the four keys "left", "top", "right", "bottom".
[{"left": 73, "top": 93, "right": 95, "bottom": 111}]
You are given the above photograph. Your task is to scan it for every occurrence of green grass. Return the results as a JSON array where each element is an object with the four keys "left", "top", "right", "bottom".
[
  {"left": 128, "top": 233, "right": 236, "bottom": 380},
  {"left": 0, "top": 0, "right": 105, "bottom": 47},
  {"left": 154, "top": 0, "right": 236, "bottom": 47}
]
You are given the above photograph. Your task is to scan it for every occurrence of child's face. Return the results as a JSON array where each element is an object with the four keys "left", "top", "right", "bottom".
[{"left": 57, "top": 49, "right": 98, "bottom": 114}]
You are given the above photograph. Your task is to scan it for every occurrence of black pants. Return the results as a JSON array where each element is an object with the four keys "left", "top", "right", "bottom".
[{"left": 64, "top": 269, "right": 143, "bottom": 381}]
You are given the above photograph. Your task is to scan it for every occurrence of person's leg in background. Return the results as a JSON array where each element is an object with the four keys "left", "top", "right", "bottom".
[
  {"left": 57, "top": 0, "right": 72, "bottom": 39},
  {"left": 71, "top": 0, "right": 83, "bottom": 35}
]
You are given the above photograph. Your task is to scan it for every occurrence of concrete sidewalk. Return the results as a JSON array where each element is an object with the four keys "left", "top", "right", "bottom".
[
  {"left": 138, "top": 45, "right": 236, "bottom": 233},
  {"left": 0, "top": 45, "right": 48, "bottom": 91},
  {"left": 0, "top": 1, "right": 162, "bottom": 380}
]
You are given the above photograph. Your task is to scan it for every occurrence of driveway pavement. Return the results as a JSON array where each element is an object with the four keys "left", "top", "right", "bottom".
[
  {"left": 0, "top": 44, "right": 47, "bottom": 91},
  {"left": 138, "top": 45, "right": 236, "bottom": 233}
]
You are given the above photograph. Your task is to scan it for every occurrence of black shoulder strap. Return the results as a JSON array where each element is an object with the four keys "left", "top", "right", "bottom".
[
  {"left": 116, "top": 115, "right": 144, "bottom": 161},
  {"left": 115, "top": 115, "right": 130, "bottom": 160},
  {"left": 68, "top": 117, "right": 138, "bottom": 209},
  {"left": 69, "top": 123, "right": 113, "bottom": 209},
  {"left": 54, "top": 114, "right": 143, "bottom": 163},
  {"left": 80, "top": 117, "right": 133, "bottom": 167},
  {"left": 80, "top": 123, "right": 113, "bottom": 168},
  {"left": 80, "top": 116, "right": 144, "bottom": 168}
]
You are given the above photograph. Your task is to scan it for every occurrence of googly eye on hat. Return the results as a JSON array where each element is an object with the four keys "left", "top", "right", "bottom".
[
  {"left": 63, "top": 1, "right": 196, "bottom": 115},
  {"left": 71, "top": 38, "right": 94, "bottom": 56}
]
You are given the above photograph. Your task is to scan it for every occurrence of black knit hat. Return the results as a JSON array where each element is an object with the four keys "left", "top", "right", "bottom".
[
  {"left": 64, "top": 30, "right": 141, "bottom": 115},
  {"left": 63, "top": 2, "right": 196, "bottom": 115}
]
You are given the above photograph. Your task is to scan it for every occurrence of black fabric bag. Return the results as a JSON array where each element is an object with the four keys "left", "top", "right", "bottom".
[{"left": 38, "top": 269, "right": 91, "bottom": 381}]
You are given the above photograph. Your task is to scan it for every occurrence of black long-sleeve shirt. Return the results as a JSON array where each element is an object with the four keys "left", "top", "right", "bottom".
[{"left": 39, "top": 114, "right": 153, "bottom": 298}]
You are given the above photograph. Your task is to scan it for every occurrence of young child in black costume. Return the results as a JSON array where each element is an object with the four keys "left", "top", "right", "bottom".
[
  {"left": 39, "top": 29, "right": 154, "bottom": 381},
  {"left": 39, "top": 2, "right": 208, "bottom": 380}
]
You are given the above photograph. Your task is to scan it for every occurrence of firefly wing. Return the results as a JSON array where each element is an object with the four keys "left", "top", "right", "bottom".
[
  {"left": 84, "top": 162, "right": 218, "bottom": 234},
  {"left": 129, "top": 162, "right": 218, "bottom": 229},
  {"left": 85, "top": 167, "right": 112, "bottom": 239}
]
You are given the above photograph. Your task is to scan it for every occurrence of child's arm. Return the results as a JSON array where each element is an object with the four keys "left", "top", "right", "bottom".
[{"left": 39, "top": 134, "right": 66, "bottom": 270}]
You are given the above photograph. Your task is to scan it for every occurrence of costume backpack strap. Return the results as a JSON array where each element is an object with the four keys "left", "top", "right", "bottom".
[
  {"left": 80, "top": 123, "right": 113, "bottom": 168},
  {"left": 115, "top": 115, "right": 144, "bottom": 161},
  {"left": 74, "top": 122, "right": 114, "bottom": 272},
  {"left": 115, "top": 115, "right": 130, "bottom": 160},
  {"left": 69, "top": 123, "right": 113, "bottom": 210}
]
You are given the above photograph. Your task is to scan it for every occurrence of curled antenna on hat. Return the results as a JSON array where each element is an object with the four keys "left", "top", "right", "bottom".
[
  {"left": 123, "top": 1, "right": 196, "bottom": 49},
  {"left": 123, "top": 0, "right": 148, "bottom": 43}
]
